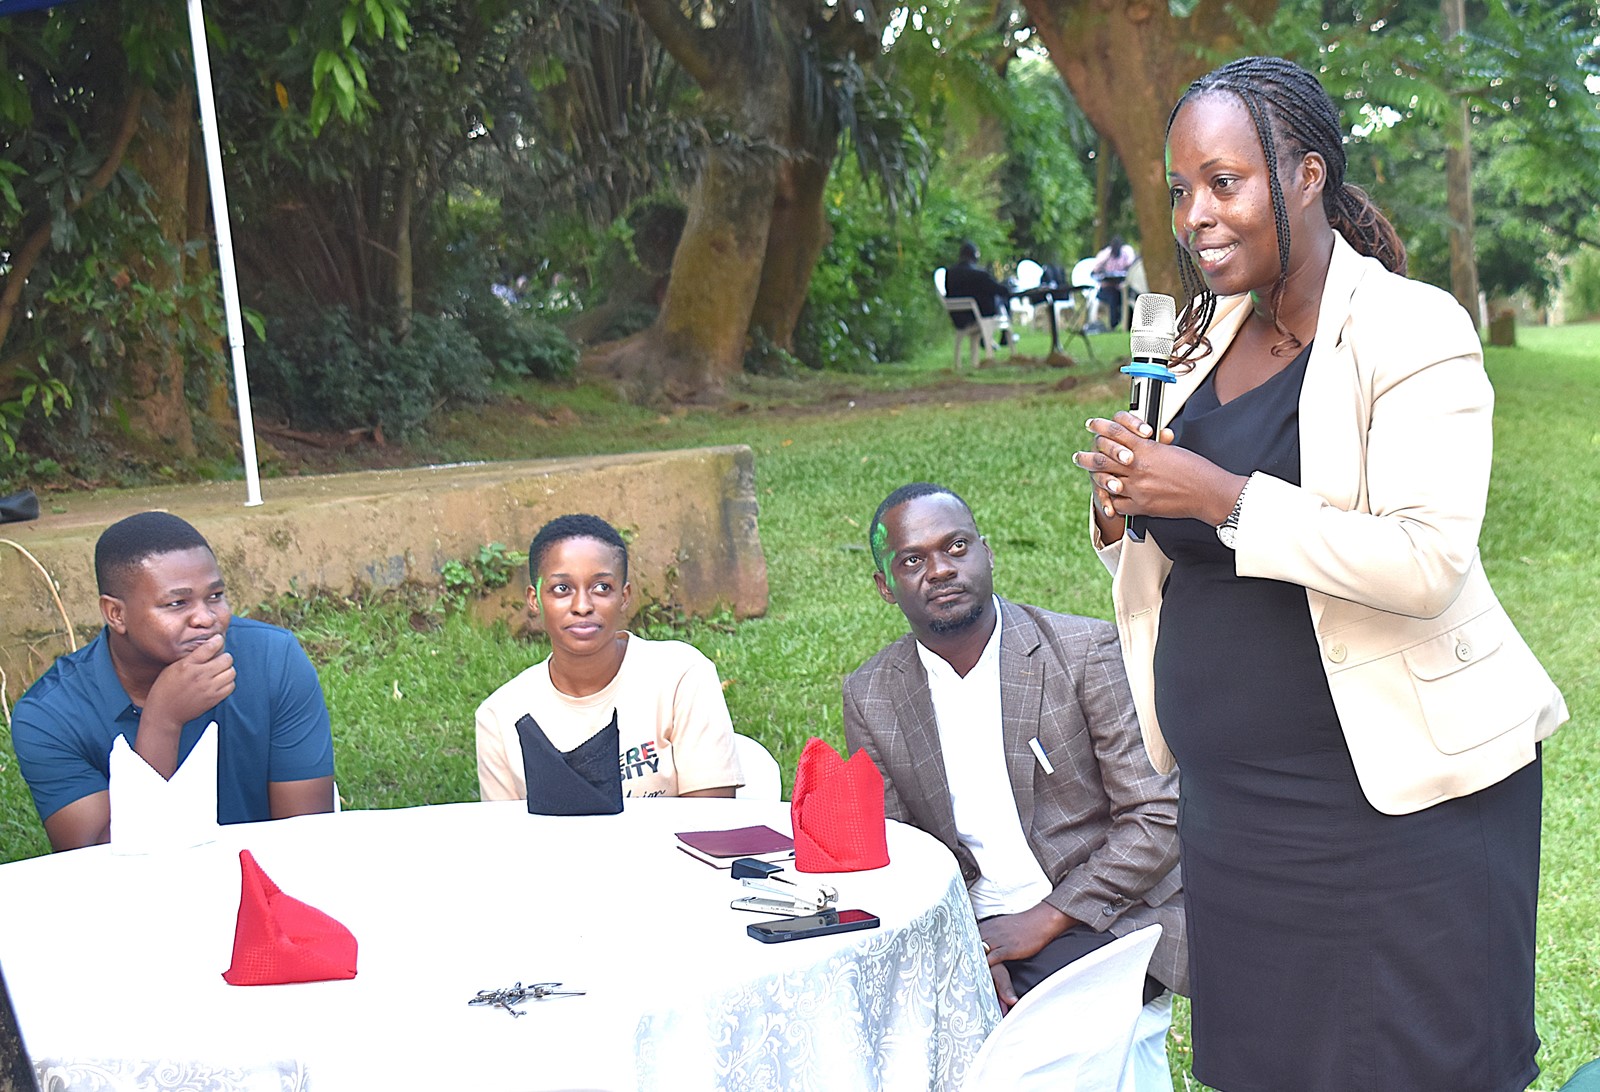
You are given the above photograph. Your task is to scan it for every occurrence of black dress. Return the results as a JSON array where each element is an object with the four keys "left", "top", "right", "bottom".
[{"left": 1143, "top": 345, "right": 1542, "bottom": 1092}]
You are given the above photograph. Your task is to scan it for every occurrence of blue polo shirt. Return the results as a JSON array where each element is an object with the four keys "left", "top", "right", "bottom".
[{"left": 11, "top": 617, "right": 334, "bottom": 826}]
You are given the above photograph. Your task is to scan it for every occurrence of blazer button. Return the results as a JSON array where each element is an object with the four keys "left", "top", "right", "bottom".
[
  {"left": 1456, "top": 642, "right": 1472, "bottom": 661},
  {"left": 1102, "top": 906, "right": 1115, "bottom": 917},
  {"left": 1326, "top": 642, "right": 1348, "bottom": 664}
]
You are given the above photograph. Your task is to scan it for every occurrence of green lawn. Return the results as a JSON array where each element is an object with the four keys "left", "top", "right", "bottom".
[{"left": 1, "top": 325, "right": 1595, "bottom": 1085}]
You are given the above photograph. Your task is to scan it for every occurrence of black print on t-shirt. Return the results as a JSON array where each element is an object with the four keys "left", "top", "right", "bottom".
[{"left": 620, "top": 740, "right": 661, "bottom": 781}]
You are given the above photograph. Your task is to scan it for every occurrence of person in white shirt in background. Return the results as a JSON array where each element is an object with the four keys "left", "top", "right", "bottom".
[{"left": 1089, "top": 235, "right": 1139, "bottom": 332}]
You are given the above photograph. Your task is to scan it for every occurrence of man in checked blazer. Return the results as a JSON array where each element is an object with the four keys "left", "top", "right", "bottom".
[{"left": 843, "top": 483, "right": 1187, "bottom": 1017}]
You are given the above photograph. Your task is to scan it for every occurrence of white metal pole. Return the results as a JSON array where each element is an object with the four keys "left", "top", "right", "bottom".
[{"left": 186, "top": 0, "right": 263, "bottom": 506}]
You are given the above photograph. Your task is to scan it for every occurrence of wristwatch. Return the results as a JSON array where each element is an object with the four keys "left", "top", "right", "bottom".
[{"left": 1216, "top": 478, "right": 1250, "bottom": 549}]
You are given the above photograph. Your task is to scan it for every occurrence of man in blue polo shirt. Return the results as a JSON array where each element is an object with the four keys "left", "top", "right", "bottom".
[{"left": 12, "top": 511, "right": 335, "bottom": 852}]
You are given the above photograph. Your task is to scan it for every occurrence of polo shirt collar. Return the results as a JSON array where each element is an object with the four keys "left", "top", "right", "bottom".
[{"left": 81, "top": 627, "right": 141, "bottom": 726}]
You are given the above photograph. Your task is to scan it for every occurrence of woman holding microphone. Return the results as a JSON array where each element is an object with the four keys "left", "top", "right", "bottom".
[{"left": 1073, "top": 56, "right": 1567, "bottom": 1091}]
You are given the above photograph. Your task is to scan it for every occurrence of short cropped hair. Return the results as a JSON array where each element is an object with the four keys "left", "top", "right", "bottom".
[
  {"left": 957, "top": 240, "right": 979, "bottom": 263},
  {"left": 528, "top": 514, "right": 629, "bottom": 585},
  {"left": 868, "top": 483, "right": 973, "bottom": 574},
  {"left": 94, "top": 512, "right": 213, "bottom": 597}
]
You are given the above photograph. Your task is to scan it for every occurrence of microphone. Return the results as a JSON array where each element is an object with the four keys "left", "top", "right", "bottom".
[{"left": 1119, "top": 293, "right": 1178, "bottom": 540}]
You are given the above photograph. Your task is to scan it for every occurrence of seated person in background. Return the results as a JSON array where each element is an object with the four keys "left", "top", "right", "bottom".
[
  {"left": 12, "top": 512, "right": 335, "bottom": 852},
  {"left": 944, "top": 241, "right": 1010, "bottom": 339},
  {"left": 844, "top": 484, "right": 1187, "bottom": 1016},
  {"left": 1090, "top": 235, "right": 1139, "bottom": 331},
  {"left": 477, "top": 514, "right": 742, "bottom": 801}
]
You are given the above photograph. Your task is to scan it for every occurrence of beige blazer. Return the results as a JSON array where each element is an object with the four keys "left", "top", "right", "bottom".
[{"left": 1097, "top": 234, "right": 1568, "bottom": 815}]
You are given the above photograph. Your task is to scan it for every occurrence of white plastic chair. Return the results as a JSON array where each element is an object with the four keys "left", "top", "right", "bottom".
[
  {"left": 940, "top": 298, "right": 1011, "bottom": 368},
  {"left": 732, "top": 734, "right": 782, "bottom": 801},
  {"left": 1054, "top": 256, "right": 1102, "bottom": 335},
  {"left": 936, "top": 266, "right": 1012, "bottom": 369},
  {"left": 1010, "top": 259, "right": 1045, "bottom": 327},
  {"left": 1128, "top": 989, "right": 1175, "bottom": 1092},
  {"left": 961, "top": 924, "right": 1163, "bottom": 1092}
]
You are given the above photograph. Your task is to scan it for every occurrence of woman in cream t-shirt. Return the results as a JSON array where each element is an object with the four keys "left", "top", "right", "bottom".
[{"left": 475, "top": 514, "right": 742, "bottom": 801}]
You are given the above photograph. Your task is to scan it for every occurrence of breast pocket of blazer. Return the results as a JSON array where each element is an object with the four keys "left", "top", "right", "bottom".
[
  {"left": 1402, "top": 608, "right": 1545, "bottom": 755},
  {"left": 1033, "top": 717, "right": 1093, "bottom": 779}
]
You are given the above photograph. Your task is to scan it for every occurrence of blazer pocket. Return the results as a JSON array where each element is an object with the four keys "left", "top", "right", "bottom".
[{"left": 1402, "top": 609, "right": 1540, "bottom": 755}]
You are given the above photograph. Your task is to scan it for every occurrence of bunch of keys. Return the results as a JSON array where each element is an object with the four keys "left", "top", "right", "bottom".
[{"left": 468, "top": 981, "right": 586, "bottom": 1017}]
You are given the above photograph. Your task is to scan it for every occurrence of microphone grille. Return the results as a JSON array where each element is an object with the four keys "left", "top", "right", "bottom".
[{"left": 1130, "top": 293, "right": 1178, "bottom": 359}]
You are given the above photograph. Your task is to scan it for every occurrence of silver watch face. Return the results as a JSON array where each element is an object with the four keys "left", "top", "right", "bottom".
[{"left": 1216, "top": 521, "right": 1239, "bottom": 549}]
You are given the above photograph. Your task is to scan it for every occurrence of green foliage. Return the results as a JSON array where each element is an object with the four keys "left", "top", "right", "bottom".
[
  {"left": 251, "top": 307, "right": 494, "bottom": 437},
  {"left": 1236, "top": 0, "right": 1600, "bottom": 302},
  {"left": 306, "top": 0, "right": 413, "bottom": 132},
  {"left": 1560, "top": 249, "right": 1600, "bottom": 320},
  {"left": 997, "top": 55, "right": 1096, "bottom": 264},
  {"left": 436, "top": 559, "right": 477, "bottom": 613},
  {"left": 436, "top": 542, "right": 526, "bottom": 613},
  {"left": 0, "top": 207, "right": 227, "bottom": 471},
  {"left": 0, "top": 363, "right": 72, "bottom": 461},
  {"left": 0, "top": 4, "right": 226, "bottom": 469},
  {"left": 796, "top": 151, "right": 1008, "bottom": 370},
  {"left": 449, "top": 292, "right": 579, "bottom": 384},
  {"left": 743, "top": 328, "right": 804, "bottom": 377}
]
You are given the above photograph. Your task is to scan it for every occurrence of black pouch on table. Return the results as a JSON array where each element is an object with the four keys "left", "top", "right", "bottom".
[{"left": 516, "top": 710, "right": 624, "bottom": 816}]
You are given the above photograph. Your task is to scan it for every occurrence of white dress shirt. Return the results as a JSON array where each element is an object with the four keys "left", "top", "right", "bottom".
[{"left": 917, "top": 600, "right": 1052, "bottom": 918}]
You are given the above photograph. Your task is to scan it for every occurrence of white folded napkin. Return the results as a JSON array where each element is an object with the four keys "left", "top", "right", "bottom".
[{"left": 109, "top": 722, "right": 220, "bottom": 855}]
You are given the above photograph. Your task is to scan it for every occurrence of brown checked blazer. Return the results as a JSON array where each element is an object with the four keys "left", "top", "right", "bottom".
[{"left": 842, "top": 598, "right": 1188, "bottom": 995}]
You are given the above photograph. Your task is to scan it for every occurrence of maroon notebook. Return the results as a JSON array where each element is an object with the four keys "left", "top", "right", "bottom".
[{"left": 675, "top": 825, "right": 795, "bottom": 867}]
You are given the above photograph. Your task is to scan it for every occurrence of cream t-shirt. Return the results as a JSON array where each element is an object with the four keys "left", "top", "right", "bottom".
[{"left": 475, "top": 633, "right": 743, "bottom": 801}]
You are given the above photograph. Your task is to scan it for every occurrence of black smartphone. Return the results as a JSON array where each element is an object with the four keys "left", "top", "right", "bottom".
[{"left": 746, "top": 909, "right": 880, "bottom": 943}]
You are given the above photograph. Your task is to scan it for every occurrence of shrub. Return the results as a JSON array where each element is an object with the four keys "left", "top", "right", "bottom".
[
  {"left": 795, "top": 154, "right": 1011, "bottom": 371},
  {"left": 252, "top": 307, "right": 494, "bottom": 437},
  {"left": 1561, "top": 248, "right": 1600, "bottom": 321},
  {"left": 452, "top": 291, "right": 579, "bottom": 383}
]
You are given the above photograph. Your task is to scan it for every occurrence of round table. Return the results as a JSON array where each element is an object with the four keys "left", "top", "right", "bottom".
[{"left": 0, "top": 799, "right": 999, "bottom": 1091}]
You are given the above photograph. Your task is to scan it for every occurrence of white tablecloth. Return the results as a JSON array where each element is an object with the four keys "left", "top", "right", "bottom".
[{"left": 0, "top": 799, "right": 999, "bottom": 1091}]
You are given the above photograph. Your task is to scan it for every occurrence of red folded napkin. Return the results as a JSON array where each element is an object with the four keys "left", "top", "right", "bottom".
[
  {"left": 790, "top": 738, "right": 890, "bottom": 873},
  {"left": 222, "top": 849, "right": 358, "bottom": 986}
]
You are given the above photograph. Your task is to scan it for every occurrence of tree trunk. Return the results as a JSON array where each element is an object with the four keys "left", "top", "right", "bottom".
[
  {"left": 1022, "top": 0, "right": 1279, "bottom": 300},
  {"left": 394, "top": 155, "right": 416, "bottom": 334},
  {"left": 747, "top": 152, "right": 833, "bottom": 351},
  {"left": 587, "top": 4, "right": 795, "bottom": 402},
  {"left": 586, "top": 136, "right": 780, "bottom": 400},
  {"left": 1441, "top": 0, "right": 1481, "bottom": 328},
  {"left": 186, "top": 125, "right": 234, "bottom": 433},
  {"left": 124, "top": 84, "right": 197, "bottom": 457},
  {"left": 1093, "top": 136, "right": 1113, "bottom": 252}
]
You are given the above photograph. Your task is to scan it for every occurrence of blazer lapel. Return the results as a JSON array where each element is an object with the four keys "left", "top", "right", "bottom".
[
  {"left": 997, "top": 601, "right": 1044, "bottom": 835},
  {"left": 886, "top": 642, "right": 961, "bottom": 846},
  {"left": 1299, "top": 233, "right": 1369, "bottom": 518}
]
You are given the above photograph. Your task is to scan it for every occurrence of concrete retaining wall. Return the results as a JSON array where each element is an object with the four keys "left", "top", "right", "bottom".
[{"left": 0, "top": 445, "right": 767, "bottom": 700}]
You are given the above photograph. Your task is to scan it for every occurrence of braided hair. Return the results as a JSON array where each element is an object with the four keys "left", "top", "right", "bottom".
[{"left": 1166, "top": 56, "right": 1406, "bottom": 362}]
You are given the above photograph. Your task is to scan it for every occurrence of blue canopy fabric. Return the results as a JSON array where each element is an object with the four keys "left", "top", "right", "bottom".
[{"left": 0, "top": 0, "right": 86, "bottom": 15}]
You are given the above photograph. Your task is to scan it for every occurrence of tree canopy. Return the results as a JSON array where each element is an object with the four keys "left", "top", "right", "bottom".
[{"left": 3, "top": 0, "right": 1597, "bottom": 483}]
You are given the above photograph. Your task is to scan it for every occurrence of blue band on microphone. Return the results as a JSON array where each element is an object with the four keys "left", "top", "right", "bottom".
[{"left": 1121, "top": 362, "right": 1177, "bottom": 382}]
